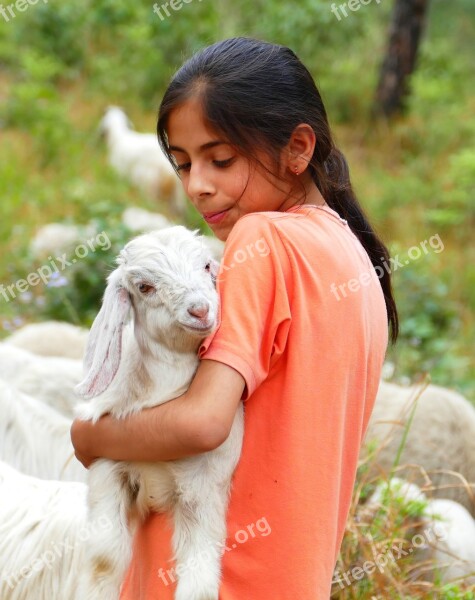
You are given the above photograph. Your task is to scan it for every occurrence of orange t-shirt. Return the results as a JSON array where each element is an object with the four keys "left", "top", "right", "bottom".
[{"left": 120, "top": 204, "right": 388, "bottom": 599}]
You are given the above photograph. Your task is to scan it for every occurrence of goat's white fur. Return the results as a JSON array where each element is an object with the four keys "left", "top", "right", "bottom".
[
  {"left": 4, "top": 320, "right": 89, "bottom": 361},
  {"left": 0, "top": 378, "right": 86, "bottom": 482},
  {"left": 121, "top": 207, "right": 225, "bottom": 261},
  {"left": 0, "top": 344, "right": 83, "bottom": 417},
  {"left": 0, "top": 460, "right": 89, "bottom": 600},
  {"left": 99, "top": 106, "right": 185, "bottom": 215},
  {"left": 363, "top": 381, "right": 475, "bottom": 515},
  {"left": 74, "top": 225, "right": 244, "bottom": 600}
]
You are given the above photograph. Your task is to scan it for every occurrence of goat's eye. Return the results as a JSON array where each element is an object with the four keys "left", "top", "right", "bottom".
[
  {"left": 138, "top": 283, "right": 154, "bottom": 294},
  {"left": 204, "top": 262, "right": 211, "bottom": 271}
]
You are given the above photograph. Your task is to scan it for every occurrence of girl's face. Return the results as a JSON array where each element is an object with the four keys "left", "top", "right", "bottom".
[{"left": 166, "top": 98, "right": 297, "bottom": 241}]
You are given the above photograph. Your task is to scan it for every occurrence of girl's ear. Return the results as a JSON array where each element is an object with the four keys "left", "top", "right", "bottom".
[
  {"left": 285, "top": 123, "right": 316, "bottom": 173},
  {"left": 75, "top": 269, "right": 131, "bottom": 400}
]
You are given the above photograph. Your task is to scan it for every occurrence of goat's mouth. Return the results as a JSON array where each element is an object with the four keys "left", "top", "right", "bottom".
[{"left": 179, "top": 321, "right": 215, "bottom": 335}]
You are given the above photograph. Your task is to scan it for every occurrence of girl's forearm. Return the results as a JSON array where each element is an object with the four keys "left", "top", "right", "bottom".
[{"left": 70, "top": 392, "right": 216, "bottom": 465}]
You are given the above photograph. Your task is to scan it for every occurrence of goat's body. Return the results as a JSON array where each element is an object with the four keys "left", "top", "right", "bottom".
[
  {"left": 74, "top": 228, "right": 243, "bottom": 600},
  {"left": 0, "top": 461, "right": 89, "bottom": 600},
  {"left": 0, "top": 343, "right": 83, "bottom": 417},
  {"left": 4, "top": 321, "right": 89, "bottom": 361},
  {"left": 100, "top": 107, "right": 185, "bottom": 215},
  {"left": 108, "top": 128, "right": 176, "bottom": 199},
  {"left": 364, "top": 381, "right": 475, "bottom": 515},
  {"left": 0, "top": 379, "right": 86, "bottom": 482},
  {"left": 76, "top": 323, "right": 244, "bottom": 600}
]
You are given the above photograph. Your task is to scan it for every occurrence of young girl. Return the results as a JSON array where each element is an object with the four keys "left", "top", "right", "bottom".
[{"left": 71, "top": 37, "right": 398, "bottom": 599}]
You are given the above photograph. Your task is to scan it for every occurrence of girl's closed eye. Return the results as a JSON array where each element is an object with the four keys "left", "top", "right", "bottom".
[
  {"left": 175, "top": 157, "right": 236, "bottom": 172},
  {"left": 213, "top": 157, "right": 235, "bottom": 168}
]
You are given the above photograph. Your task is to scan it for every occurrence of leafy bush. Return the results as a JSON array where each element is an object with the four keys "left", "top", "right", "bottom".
[{"left": 385, "top": 248, "right": 474, "bottom": 400}]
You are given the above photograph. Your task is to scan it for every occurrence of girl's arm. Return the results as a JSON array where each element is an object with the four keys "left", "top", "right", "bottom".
[{"left": 70, "top": 359, "right": 245, "bottom": 467}]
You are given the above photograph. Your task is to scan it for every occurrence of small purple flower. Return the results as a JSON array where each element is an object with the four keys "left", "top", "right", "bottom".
[
  {"left": 12, "top": 316, "right": 24, "bottom": 327},
  {"left": 2, "top": 320, "right": 12, "bottom": 331},
  {"left": 47, "top": 272, "right": 68, "bottom": 288},
  {"left": 19, "top": 291, "right": 33, "bottom": 304}
]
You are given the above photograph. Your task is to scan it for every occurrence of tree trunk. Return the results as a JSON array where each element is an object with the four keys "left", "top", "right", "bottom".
[{"left": 373, "top": 0, "right": 430, "bottom": 119}]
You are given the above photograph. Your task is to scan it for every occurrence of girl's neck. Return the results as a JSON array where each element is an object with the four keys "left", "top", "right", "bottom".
[{"left": 279, "top": 177, "right": 327, "bottom": 212}]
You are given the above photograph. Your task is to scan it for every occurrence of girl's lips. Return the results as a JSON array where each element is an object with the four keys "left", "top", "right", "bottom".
[{"left": 203, "top": 209, "right": 229, "bottom": 224}]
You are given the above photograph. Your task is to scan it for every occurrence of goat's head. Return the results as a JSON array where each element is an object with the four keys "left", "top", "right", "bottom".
[
  {"left": 98, "top": 105, "right": 134, "bottom": 141},
  {"left": 75, "top": 226, "right": 220, "bottom": 399}
]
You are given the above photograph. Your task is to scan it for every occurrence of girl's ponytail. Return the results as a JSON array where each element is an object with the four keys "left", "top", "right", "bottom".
[{"left": 314, "top": 147, "right": 399, "bottom": 343}]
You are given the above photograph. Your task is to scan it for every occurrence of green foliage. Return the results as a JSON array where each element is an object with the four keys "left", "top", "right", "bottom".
[
  {"left": 3, "top": 3, "right": 87, "bottom": 71},
  {"left": 427, "top": 149, "right": 475, "bottom": 228},
  {"left": 385, "top": 251, "right": 474, "bottom": 398},
  {"left": 0, "top": 49, "right": 71, "bottom": 165},
  {"left": 438, "top": 587, "right": 475, "bottom": 600}
]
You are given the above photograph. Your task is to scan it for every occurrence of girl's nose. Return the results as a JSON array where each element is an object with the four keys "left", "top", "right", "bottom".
[{"left": 186, "top": 165, "right": 215, "bottom": 199}]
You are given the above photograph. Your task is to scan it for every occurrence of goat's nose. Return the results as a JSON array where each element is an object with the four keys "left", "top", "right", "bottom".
[{"left": 187, "top": 303, "right": 209, "bottom": 319}]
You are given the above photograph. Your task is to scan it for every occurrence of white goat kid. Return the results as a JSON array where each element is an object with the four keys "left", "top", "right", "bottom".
[
  {"left": 99, "top": 106, "right": 185, "bottom": 216},
  {"left": 74, "top": 226, "right": 244, "bottom": 600}
]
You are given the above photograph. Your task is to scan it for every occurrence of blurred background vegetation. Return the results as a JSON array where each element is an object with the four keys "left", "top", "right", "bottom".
[{"left": 0, "top": 0, "right": 473, "bottom": 407}]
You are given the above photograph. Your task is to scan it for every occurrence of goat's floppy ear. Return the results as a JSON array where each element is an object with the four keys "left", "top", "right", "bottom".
[{"left": 75, "top": 269, "right": 131, "bottom": 400}]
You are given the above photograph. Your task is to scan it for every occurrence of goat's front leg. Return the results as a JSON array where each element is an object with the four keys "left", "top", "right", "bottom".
[
  {"left": 76, "top": 460, "right": 136, "bottom": 600},
  {"left": 172, "top": 485, "right": 230, "bottom": 600}
]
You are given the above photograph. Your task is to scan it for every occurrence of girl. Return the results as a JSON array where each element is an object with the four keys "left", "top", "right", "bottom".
[{"left": 71, "top": 37, "right": 398, "bottom": 599}]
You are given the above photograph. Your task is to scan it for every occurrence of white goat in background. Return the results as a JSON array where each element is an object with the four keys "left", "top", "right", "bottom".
[
  {"left": 74, "top": 226, "right": 244, "bottom": 600},
  {"left": 99, "top": 106, "right": 186, "bottom": 216},
  {"left": 4, "top": 320, "right": 89, "bottom": 361},
  {"left": 0, "top": 379, "right": 86, "bottom": 482},
  {"left": 362, "top": 478, "right": 475, "bottom": 585},
  {"left": 364, "top": 381, "right": 475, "bottom": 516},
  {"left": 0, "top": 344, "right": 82, "bottom": 417},
  {"left": 0, "top": 460, "right": 90, "bottom": 600}
]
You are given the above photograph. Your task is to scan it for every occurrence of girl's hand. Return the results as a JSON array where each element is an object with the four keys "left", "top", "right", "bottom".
[{"left": 70, "top": 417, "right": 101, "bottom": 469}]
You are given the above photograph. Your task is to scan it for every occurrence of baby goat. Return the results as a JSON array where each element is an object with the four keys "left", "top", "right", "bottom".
[
  {"left": 74, "top": 226, "right": 244, "bottom": 600},
  {"left": 99, "top": 106, "right": 186, "bottom": 216}
]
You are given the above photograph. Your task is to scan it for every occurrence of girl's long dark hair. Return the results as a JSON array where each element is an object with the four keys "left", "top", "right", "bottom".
[{"left": 157, "top": 37, "right": 398, "bottom": 344}]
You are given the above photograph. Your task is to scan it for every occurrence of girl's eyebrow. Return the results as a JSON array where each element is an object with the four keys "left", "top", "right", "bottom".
[{"left": 168, "top": 141, "right": 227, "bottom": 153}]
